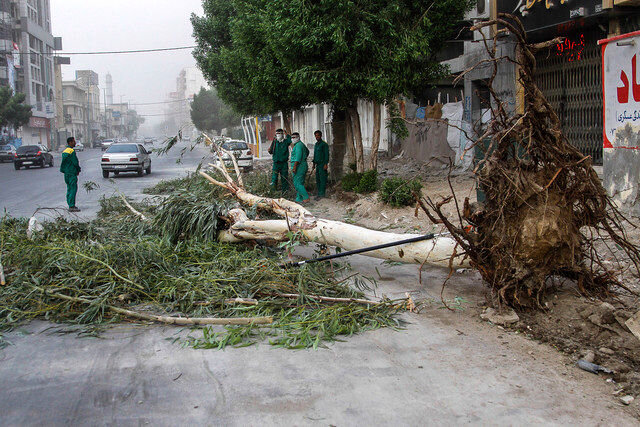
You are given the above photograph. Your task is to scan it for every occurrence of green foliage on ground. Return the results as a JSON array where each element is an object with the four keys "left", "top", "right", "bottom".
[
  {"left": 356, "top": 170, "right": 379, "bottom": 193},
  {"left": 341, "top": 170, "right": 379, "bottom": 194},
  {"left": 0, "top": 171, "right": 403, "bottom": 349},
  {"left": 380, "top": 177, "right": 423, "bottom": 207}
]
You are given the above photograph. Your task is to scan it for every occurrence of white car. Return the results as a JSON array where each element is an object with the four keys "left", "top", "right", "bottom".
[
  {"left": 218, "top": 140, "right": 253, "bottom": 171},
  {"left": 75, "top": 142, "right": 85, "bottom": 151},
  {"left": 101, "top": 139, "right": 115, "bottom": 151},
  {"left": 101, "top": 143, "right": 152, "bottom": 178}
]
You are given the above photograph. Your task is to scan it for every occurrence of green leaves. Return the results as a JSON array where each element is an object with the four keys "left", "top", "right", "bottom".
[
  {"left": 193, "top": 0, "right": 472, "bottom": 114},
  {"left": 0, "top": 173, "right": 404, "bottom": 349},
  {"left": 0, "top": 87, "right": 32, "bottom": 130},
  {"left": 379, "top": 177, "right": 422, "bottom": 207},
  {"left": 190, "top": 88, "right": 241, "bottom": 133}
]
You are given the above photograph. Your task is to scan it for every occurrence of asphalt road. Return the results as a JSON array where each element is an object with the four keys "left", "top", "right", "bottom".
[{"left": 0, "top": 141, "right": 214, "bottom": 219}]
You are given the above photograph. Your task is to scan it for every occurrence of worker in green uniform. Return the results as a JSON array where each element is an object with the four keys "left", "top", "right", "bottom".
[
  {"left": 290, "top": 132, "right": 310, "bottom": 203},
  {"left": 60, "top": 137, "right": 82, "bottom": 212},
  {"left": 312, "top": 130, "right": 329, "bottom": 199},
  {"left": 268, "top": 128, "right": 291, "bottom": 191}
]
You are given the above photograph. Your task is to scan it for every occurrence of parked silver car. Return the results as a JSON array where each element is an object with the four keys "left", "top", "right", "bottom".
[
  {"left": 0, "top": 144, "right": 16, "bottom": 162},
  {"left": 218, "top": 140, "right": 254, "bottom": 171},
  {"left": 101, "top": 138, "right": 115, "bottom": 151},
  {"left": 101, "top": 143, "right": 151, "bottom": 178}
]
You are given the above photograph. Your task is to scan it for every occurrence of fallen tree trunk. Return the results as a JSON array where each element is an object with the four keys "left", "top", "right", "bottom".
[
  {"left": 218, "top": 209, "right": 462, "bottom": 267},
  {"left": 196, "top": 147, "right": 466, "bottom": 268}
]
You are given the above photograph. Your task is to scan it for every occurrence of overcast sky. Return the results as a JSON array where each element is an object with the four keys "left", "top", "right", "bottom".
[{"left": 51, "top": 0, "right": 205, "bottom": 129}]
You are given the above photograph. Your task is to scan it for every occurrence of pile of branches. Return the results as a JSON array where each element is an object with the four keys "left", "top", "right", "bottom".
[
  {"left": 424, "top": 15, "right": 640, "bottom": 308},
  {"left": 0, "top": 184, "right": 405, "bottom": 349}
]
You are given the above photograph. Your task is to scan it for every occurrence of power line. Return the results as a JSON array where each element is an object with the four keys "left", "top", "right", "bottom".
[{"left": 10, "top": 45, "right": 196, "bottom": 55}]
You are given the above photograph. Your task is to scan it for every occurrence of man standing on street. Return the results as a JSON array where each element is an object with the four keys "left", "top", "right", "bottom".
[
  {"left": 60, "top": 137, "right": 82, "bottom": 212},
  {"left": 312, "top": 130, "right": 329, "bottom": 199},
  {"left": 290, "top": 132, "right": 310, "bottom": 203},
  {"left": 268, "top": 128, "right": 291, "bottom": 192}
]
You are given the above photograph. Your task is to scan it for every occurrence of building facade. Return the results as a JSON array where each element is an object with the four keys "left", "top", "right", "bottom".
[
  {"left": 14, "top": 0, "right": 56, "bottom": 147},
  {"left": 61, "top": 80, "right": 87, "bottom": 143},
  {"left": 436, "top": 0, "right": 640, "bottom": 166},
  {"left": 165, "top": 67, "right": 209, "bottom": 137},
  {"left": 0, "top": 0, "right": 56, "bottom": 147},
  {"left": 75, "top": 70, "right": 100, "bottom": 146}
]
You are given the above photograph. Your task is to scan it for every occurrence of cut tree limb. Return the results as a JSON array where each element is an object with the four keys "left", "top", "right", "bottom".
[{"left": 36, "top": 286, "right": 273, "bottom": 326}]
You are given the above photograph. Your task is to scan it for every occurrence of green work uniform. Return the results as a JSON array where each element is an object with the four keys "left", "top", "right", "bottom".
[
  {"left": 60, "top": 146, "right": 81, "bottom": 208},
  {"left": 269, "top": 135, "right": 291, "bottom": 191},
  {"left": 290, "top": 140, "right": 310, "bottom": 202},
  {"left": 313, "top": 139, "right": 330, "bottom": 197}
]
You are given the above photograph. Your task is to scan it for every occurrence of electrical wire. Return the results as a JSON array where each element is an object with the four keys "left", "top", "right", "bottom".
[{"left": 10, "top": 46, "right": 196, "bottom": 55}]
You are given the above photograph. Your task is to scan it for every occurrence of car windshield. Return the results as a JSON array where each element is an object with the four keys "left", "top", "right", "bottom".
[
  {"left": 222, "top": 142, "right": 248, "bottom": 151},
  {"left": 0, "top": 145, "right": 12, "bottom": 150},
  {"left": 106, "top": 144, "right": 138, "bottom": 153},
  {"left": 17, "top": 146, "right": 40, "bottom": 154}
]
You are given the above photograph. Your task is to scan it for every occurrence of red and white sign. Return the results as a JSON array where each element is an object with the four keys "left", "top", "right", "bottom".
[
  {"left": 600, "top": 31, "right": 640, "bottom": 149},
  {"left": 29, "top": 117, "right": 49, "bottom": 129}
]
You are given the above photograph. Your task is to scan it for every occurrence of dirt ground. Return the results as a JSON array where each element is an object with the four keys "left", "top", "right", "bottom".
[{"left": 290, "top": 155, "right": 640, "bottom": 417}]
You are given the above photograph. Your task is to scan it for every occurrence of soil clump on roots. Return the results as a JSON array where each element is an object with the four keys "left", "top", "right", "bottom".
[{"left": 425, "top": 15, "right": 640, "bottom": 308}]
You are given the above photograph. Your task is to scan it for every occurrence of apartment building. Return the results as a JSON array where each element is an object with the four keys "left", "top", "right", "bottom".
[{"left": 0, "top": 0, "right": 56, "bottom": 147}]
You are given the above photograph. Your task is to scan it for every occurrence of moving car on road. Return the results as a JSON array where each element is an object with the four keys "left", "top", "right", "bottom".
[
  {"left": 101, "top": 143, "right": 152, "bottom": 178},
  {"left": 0, "top": 145, "right": 16, "bottom": 162},
  {"left": 218, "top": 140, "right": 253, "bottom": 171},
  {"left": 14, "top": 145, "right": 54, "bottom": 170},
  {"left": 75, "top": 142, "right": 85, "bottom": 151}
]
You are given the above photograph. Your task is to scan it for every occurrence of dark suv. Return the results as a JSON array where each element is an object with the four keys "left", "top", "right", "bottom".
[{"left": 14, "top": 145, "right": 54, "bottom": 170}]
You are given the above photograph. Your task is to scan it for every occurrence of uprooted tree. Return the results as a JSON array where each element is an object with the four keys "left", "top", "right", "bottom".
[
  {"left": 194, "top": 15, "right": 640, "bottom": 311},
  {"left": 197, "top": 140, "right": 462, "bottom": 268},
  {"left": 421, "top": 15, "right": 640, "bottom": 308}
]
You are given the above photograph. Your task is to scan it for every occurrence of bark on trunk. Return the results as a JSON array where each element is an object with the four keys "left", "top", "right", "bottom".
[
  {"left": 282, "top": 112, "right": 292, "bottom": 135},
  {"left": 199, "top": 167, "right": 467, "bottom": 269},
  {"left": 345, "top": 109, "right": 356, "bottom": 168},
  {"left": 347, "top": 106, "right": 365, "bottom": 173},
  {"left": 218, "top": 209, "right": 463, "bottom": 267},
  {"left": 369, "top": 102, "right": 381, "bottom": 171}
]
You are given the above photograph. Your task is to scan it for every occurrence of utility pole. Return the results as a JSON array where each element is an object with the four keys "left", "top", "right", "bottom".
[{"left": 103, "top": 88, "right": 109, "bottom": 138}]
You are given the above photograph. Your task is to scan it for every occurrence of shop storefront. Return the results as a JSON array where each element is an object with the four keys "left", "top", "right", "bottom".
[{"left": 497, "top": 0, "right": 613, "bottom": 164}]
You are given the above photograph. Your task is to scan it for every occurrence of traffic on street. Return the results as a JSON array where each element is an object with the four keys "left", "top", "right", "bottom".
[{"left": 0, "top": 139, "right": 212, "bottom": 219}]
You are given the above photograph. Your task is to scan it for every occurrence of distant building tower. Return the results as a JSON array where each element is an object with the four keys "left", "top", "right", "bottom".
[{"left": 106, "top": 73, "right": 113, "bottom": 105}]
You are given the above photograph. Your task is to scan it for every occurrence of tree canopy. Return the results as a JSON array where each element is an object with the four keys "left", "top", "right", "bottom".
[
  {"left": 0, "top": 87, "right": 32, "bottom": 130},
  {"left": 190, "top": 88, "right": 242, "bottom": 133},
  {"left": 192, "top": 0, "right": 472, "bottom": 170},
  {"left": 192, "top": 0, "right": 306, "bottom": 119},
  {"left": 193, "top": 0, "right": 471, "bottom": 110}
]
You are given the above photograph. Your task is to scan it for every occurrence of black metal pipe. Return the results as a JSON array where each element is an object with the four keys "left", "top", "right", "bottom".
[{"left": 280, "top": 233, "right": 437, "bottom": 268}]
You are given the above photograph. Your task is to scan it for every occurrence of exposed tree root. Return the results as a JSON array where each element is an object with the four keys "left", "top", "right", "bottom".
[{"left": 423, "top": 15, "right": 640, "bottom": 308}]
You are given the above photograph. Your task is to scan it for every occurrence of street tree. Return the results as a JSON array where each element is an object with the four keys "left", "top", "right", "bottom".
[
  {"left": 190, "top": 88, "right": 241, "bottom": 133},
  {"left": 0, "top": 87, "right": 32, "bottom": 131},
  {"left": 125, "top": 111, "right": 145, "bottom": 139},
  {"left": 262, "top": 0, "right": 472, "bottom": 172},
  {"left": 192, "top": 0, "right": 307, "bottom": 132},
  {"left": 193, "top": 0, "right": 471, "bottom": 171}
]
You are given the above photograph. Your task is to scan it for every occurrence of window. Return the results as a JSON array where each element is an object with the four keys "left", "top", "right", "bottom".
[
  {"left": 222, "top": 142, "right": 248, "bottom": 151},
  {"left": 106, "top": 144, "right": 138, "bottom": 153}
]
